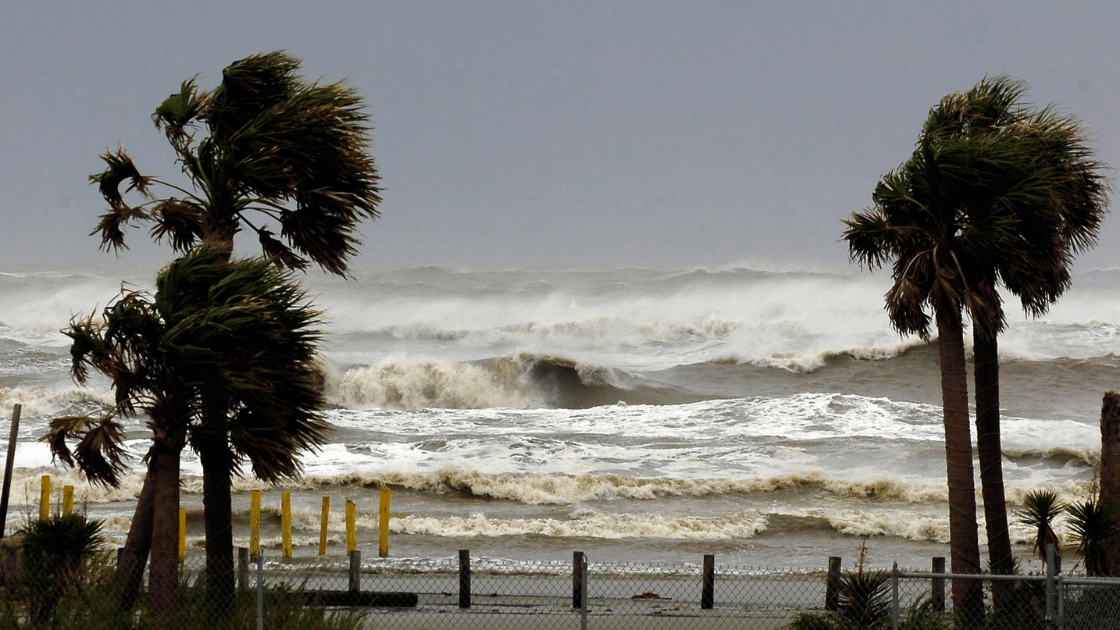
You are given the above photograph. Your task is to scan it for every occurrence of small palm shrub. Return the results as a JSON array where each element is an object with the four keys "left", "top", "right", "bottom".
[
  {"left": 1067, "top": 498, "right": 1119, "bottom": 576},
  {"left": 18, "top": 513, "right": 105, "bottom": 624}
]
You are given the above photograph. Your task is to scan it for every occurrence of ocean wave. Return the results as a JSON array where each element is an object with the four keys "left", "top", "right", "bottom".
[
  {"left": 279, "top": 469, "right": 949, "bottom": 506},
  {"left": 0, "top": 385, "right": 116, "bottom": 419},
  {"left": 323, "top": 353, "right": 697, "bottom": 410},
  {"left": 392, "top": 509, "right": 767, "bottom": 540}
]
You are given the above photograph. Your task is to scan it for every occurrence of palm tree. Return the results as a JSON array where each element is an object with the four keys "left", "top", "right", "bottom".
[
  {"left": 917, "top": 76, "right": 1107, "bottom": 593},
  {"left": 922, "top": 78, "right": 1106, "bottom": 582},
  {"left": 85, "top": 51, "right": 380, "bottom": 612},
  {"left": 844, "top": 76, "right": 1108, "bottom": 611},
  {"left": 1018, "top": 490, "right": 1064, "bottom": 571},
  {"left": 46, "top": 248, "right": 328, "bottom": 621},
  {"left": 1067, "top": 499, "right": 1119, "bottom": 576}
]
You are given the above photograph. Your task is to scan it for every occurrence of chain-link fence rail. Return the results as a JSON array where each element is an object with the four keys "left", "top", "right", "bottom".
[{"left": 5, "top": 545, "right": 1120, "bottom": 629}]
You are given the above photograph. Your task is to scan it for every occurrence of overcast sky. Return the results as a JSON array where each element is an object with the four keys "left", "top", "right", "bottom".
[{"left": 3, "top": 1, "right": 1118, "bottom": 273}]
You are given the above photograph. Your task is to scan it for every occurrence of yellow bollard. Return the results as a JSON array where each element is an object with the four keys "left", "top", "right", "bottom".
[
  {"left": 179, "top": 508, "right": 186, "bottom": 561},
  {"left": 378, "top": 487, "right": 391, "bottom": 558},
  {"left": 281, "top": 491, "right": 293, "bottom": 559},
  {"left": 39, "top": 475, "right": 50, "bottom": 520},
  {"left": 62, "top": 486, "right": 74, "bottom": 516},
  {"left": 249, "top": 490, "right": 261, "bottom": 558},
  {"left": 346, "top": 499, "right": 356, "bottom": 554},
  {"left": 319, "top": 496, "right": 330, "bottom": 557}
]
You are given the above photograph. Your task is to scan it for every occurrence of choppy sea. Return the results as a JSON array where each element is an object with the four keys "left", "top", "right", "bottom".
[{"left": 2, "top": 262, "right": 1118, "bottom": 573}]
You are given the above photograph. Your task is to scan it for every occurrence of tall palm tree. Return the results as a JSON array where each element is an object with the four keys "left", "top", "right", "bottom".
[
  {"left": 925, "top": 76, "right": 1106, "bottom": 586},
  {"left": 86, "top": 51, "right": 381, "bottom": 612},
  {"left": 46, "top": 248, "right": 329, "bottom": 621},
  {"left": 845, "top": 76, "right": 1108, "bottom": 611}
]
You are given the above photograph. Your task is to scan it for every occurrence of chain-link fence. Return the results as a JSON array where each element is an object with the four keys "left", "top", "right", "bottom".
[{"left": 4, "top": 545, "right": 1120, "bottom": 629}]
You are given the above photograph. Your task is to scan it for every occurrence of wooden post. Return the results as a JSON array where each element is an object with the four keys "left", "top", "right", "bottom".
[
  {"left": 378, "top": 487, "right": 391, "bottom": 558},
  {"left": 0, "top": 404, "right": 22, "bottom": 538},
  {"left": 238, "top": 547, "right": 249, "bottom": 590},
  {"left": 349, "top": 549, "right": 361, "bottom": 594},
  {"left": 572, "top": 551, "right": 585, "bottom": 609},
  {"left": 62, "top": 486, "right": 74, "bottom": 516},
  {"left": 249, "top": 490, "right": 261, "bottom": 559},
  {"left": 701, "top": 554, "right": 715, "bottom": 609},
  {"left": 459, "top": 549, "right": 471, "bottom": 608},
  {"left": 281, "top": 491, "right": 292, "bottom": 558},
  {"left": 931, "top": 556, "right": 946, "bottom": 612},
  {"left": 319, "top": 496, "right": 330, "bottom": 556},
  {"left": 825, "top": 556, "right": 842, "bottom": 611},
  {"left": 178, "top": 508, "right": 187, "bottom": 561},
  {"left": 346, "top": 499, "right": 356, "bottom": 554},
  {"left": 39, "top": 475, "right": 50, "bottom": 520}
]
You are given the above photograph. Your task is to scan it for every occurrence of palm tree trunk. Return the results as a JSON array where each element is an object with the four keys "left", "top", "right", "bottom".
[
  {"left": 974, "top": 331, "right": 1015, "bottom": 602},
  {"left": 1099, "top": 391, "right": 1120, "bottom": 575},
  {"left": 199, "top": 428, "right": 236, "bottom": 617},
  {"left": 114, "top": 452, "right": 157, "bottom": 611},
  {"left": 149, "top": 439, "right": 181, "bottom": 624},
  {"left": 935, "top": 309, "right": 983, "bottom": 615}
]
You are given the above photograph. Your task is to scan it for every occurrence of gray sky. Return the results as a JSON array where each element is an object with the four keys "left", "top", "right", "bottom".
[{"left": 3, "top": 1, "right": 1119, "bottom": 272}]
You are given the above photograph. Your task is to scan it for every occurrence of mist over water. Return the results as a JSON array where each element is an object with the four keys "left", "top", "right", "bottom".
[{"left": 1, "top": 264, "right": 1117, "bottom": 570}]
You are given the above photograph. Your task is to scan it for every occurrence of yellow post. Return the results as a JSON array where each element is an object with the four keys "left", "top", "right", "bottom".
[
  {"left": 249, "top": 490, "right": 261, "bottom": 559},
  {"left": 39, "top": 475, "right": 50, "bottom": 520},
  {"left": 62, "top": 486, "right": 74, "bottom": 516},
  {"left": 281, "top": 491, "right": 293, "bottom": 559},
  {"left": 378, "top": 487, "right": 391, "bottom": 558},
  {"left": 319, "top": 496, "right": 330, "bottom": 556},
  {"left": 179, "top": 508, "right": 187, "bottom": 561},
  {"left": 345, "top": 499, "right": 356, "bottom": 554}
]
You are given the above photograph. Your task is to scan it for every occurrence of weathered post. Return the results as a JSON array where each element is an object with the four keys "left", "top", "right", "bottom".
[
  {"left": 319, "top": 496, "right": 330, "bottom": 556},
  {"left": 0, "top": 404, "right": 21, "bottom": 538},
  {"left": 1099, "top": 391, "right": 1120, "bottom": 573},
  {"left": 349, "top": 549, "right": 361, "bottom": 594},
  {"left": 701, "top": 554, "right": 715, "bottom": 609},
  {"left": 379, "top": 487, "right": 391, "bottom": 557},
  {"left": 826, "top": 556, "right": 842, "bottom": 611},
  {"left": 238, "top": 547, "right": 249, "bottom": 590},
  {"left": 931, "top": 556, "right": 946, "bottom": 612},
  {"left": 458, "top": 549, "right": 471, "bottom": 608},
  {"left": 572, "top": 551, "right": 585, "bottom": 609}
]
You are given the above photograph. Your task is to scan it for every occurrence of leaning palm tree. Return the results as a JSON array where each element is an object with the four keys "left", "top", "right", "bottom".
[
  {"left": 917, "top": 76, "right": 1108, "bottom": 594},
  {"left": 46, "top": 248, "right": 329, "bottom": 621},
  {"left": 86, "top": 51, "right": 380, "bottom": 612}
]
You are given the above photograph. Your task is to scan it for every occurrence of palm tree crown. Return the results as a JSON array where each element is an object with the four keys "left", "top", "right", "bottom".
[{"left": 90, "top": 51, "right": 382, "bottom": 275}]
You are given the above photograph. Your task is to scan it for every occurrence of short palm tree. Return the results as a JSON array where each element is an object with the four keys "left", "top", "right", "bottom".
[
  {"left": 84, "top": 51, "right": 380, "bottom": 613},
  {"left": 1067, "top": 499, "right": 1119, "bottom": 576},
  {"left": 1018, "top": 489, "right": 1065, "bottom": 571},
  {"left": 47, "top": 247, "right": 328, "bottom": 621}
]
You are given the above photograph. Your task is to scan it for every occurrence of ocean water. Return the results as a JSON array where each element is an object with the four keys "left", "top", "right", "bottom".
[{"left": 1, "top": 263, "right": 1119, "bottom": 573}]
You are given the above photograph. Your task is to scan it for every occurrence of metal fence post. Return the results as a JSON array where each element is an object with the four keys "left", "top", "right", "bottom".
[
  {"left": 256, "top": 549, "right": 264, "bottom": 630},
  {"left": 580, "top": 553, "right": 589, "bottom": 630}
]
